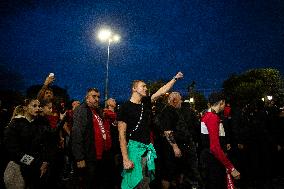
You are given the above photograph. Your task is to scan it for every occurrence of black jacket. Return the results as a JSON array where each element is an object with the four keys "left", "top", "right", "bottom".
[
  {"left": 71, "top": 103, "right": 102, "bottom": 161},
  {"left": 4, "top": 117, "right": 51, "bottom": 166}
]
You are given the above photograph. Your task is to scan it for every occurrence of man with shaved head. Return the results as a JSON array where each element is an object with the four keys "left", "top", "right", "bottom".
[{"left": 118, "top": 72, "right": 183, "bottom": 189}]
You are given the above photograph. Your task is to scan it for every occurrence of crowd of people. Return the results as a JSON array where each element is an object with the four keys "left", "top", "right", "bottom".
[{"left": 0, "top": 72, "right": 283, "bottom": 189}]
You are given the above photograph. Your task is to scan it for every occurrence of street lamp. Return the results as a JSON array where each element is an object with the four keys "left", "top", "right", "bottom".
[{"left": 97, "top": 28, "right": 120, "bottom": 102}]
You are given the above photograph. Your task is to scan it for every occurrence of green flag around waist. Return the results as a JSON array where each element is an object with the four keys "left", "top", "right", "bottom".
[{"left": 121, "top": 140, "right": 157, "bottom": 189}]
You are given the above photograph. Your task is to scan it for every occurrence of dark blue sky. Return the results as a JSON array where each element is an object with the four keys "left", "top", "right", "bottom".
[{"left": 1, "top": 0, "right": 284, "bottom": 101}]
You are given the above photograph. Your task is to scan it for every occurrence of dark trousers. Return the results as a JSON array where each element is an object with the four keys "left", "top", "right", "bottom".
[
  {"left": 200, "top": 149, "right": 226, "bottom": 189},
  {"left": 77, "top": 151, "right": 115, "bottom": 189},
  {"left": 21, "top": 163, "right": 46, "bottom": 189},
  {"left": 180, "top": 143, "right": 202, "bottom": 188},
  {"left": 160, "top": 139, "right": 181, "bottom": 182}
]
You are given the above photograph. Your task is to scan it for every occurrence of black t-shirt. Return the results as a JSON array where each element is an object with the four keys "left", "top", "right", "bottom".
[
  {"left": 117, "top": 97, "right": 152, "bottom": 144},
  {"left": 160, "top": 106, "right": 179, "bottom": 132}
]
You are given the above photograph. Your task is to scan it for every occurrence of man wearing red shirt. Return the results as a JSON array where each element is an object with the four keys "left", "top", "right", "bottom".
[
  {"left": 72, "top": 88, "right": 113, "bottom": 189},
  {"left": 200, "top": 92, "right": 240, "bottom": 189}
]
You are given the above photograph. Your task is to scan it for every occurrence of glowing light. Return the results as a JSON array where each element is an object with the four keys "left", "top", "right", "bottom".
[
  {"left": 261, "top": 98, "right": 265, "bottom": 101},
  {"left": 97, "top": 29, "right": 112, "bottom": 42},
  {"left": 112, "top": 34, "right": 120, "bottom": 42},
  {"left": 97, "top": 28, "right": 120, "bottom": 43}
]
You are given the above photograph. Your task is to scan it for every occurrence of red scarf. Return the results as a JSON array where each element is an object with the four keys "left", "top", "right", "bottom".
[
  {"left": 226, "top": 170, "right": 235, "bottom": 189},
  {"left": 91, "top": 109, "right": 111, "bottom": 160}
]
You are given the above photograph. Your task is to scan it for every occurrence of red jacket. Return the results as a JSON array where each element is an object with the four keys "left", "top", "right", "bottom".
[{"left": 201, "top": 112, "right": 234, "bottom": 172}]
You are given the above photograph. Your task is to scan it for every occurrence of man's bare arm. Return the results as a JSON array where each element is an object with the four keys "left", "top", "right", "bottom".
[
  {"left": 151, "top": 72, "right": 183, "bottom": 102},
  {"left": 164, "top": 130, "right": 182, "bottom": 157},
  {"left": 164, "top": 131, "right": 177, "bottom": 145},
  {"left": 37, "top": 74, "right": 55, "bottom": 100},
  {"left": 118, "top": 121, "right": 134, "bottom": 169}
]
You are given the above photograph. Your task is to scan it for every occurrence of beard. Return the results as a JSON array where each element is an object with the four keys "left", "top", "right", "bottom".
[{"left": 87, "top": 101, "right": 99, "bottom": 109}]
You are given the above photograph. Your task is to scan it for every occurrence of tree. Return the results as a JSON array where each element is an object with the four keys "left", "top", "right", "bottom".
[
  {"left": 147, "top": 80, "right": 166, "bottom": 97},
  {"left": 0, "top": 90, "right": 24, "bottom": 109},
  {"left": 186, "top": 81, "right": 207, "bottom": 112},
  {"left": 189, "top": 91, "right": 208, "bottom": 112},
  {"left": 223, "top": 68, "right": 283, "bottom": 106}
]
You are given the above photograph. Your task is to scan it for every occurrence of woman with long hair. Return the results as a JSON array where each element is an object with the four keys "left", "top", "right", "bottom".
[{"left": 4, "top": 98, "right": 49, "bottom": 189}]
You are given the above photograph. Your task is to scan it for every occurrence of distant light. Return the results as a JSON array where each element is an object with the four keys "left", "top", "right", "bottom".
[
  {"left": 189, "top": 98, "right": 194, "bottom": 103},
  {"left": 98, "top": 29, "right": 112, "bottom": 42},
  {"left": 267, "top": 96, "right": 273, "bottom": 101},
  {"left": 261, "top": 98, "right": 265, "bottom": 102},
  {"left": 112, "top": 34, "right": 120, "bottom": 42}
]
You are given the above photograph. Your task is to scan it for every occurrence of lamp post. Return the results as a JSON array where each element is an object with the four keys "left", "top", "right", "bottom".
[{"left": 97, "top": 28, "right": 120, "bottom": 102}]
